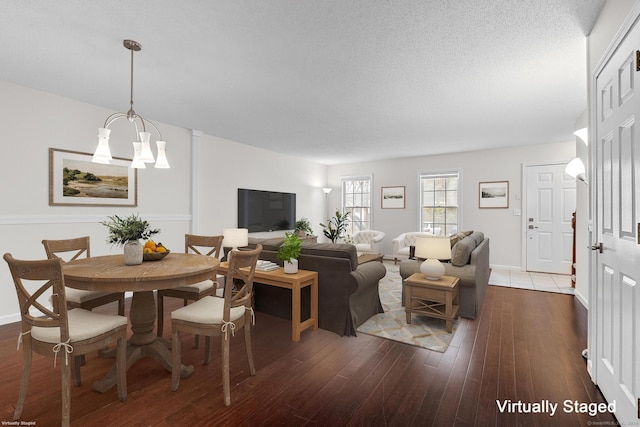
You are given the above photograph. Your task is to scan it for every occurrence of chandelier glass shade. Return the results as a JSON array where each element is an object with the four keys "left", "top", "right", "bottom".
[{"left": 92, "top": 40, "right": 170, "bottom": 169}]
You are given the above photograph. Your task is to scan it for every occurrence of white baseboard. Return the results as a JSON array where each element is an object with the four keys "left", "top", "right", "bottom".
[{"left": 574, "top": 288, "right": 589, "bottom": 309}]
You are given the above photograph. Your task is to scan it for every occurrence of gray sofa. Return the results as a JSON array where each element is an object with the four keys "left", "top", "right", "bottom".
[
  {"left": 244, "top": 238, "right": 387, "bottom": 337},
  {"left": 399, "top": 231, "right": 490, "bottom": 319}
]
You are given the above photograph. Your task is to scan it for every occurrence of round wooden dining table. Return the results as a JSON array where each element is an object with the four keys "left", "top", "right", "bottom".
[{"left": 63, "top": 252, "right": 219, "bottom": 393}]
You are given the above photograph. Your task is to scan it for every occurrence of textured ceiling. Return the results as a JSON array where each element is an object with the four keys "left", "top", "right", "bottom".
[{"left": 0, "top": 0, "right": 605, "bottom": 165}]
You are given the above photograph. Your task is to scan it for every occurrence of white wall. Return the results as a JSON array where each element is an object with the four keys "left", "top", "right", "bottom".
[
  {"left": 193, "top": 133, "right": 327, "bottom": 238},
  {"left": 0, "top": 80, "right": 327, "bottom": 324},
  {"left": 326, "top": 141, "right": 575, "bottom": 269}
]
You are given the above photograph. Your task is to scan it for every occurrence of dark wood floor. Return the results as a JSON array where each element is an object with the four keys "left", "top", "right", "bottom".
[{"left": 0, "top": 285, "right": 617, "bottom": 426}]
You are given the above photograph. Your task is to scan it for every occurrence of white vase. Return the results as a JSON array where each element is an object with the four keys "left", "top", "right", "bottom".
[
  {"left": 124, "top": 240, "right": 143, "bottom": 265},
  {"left": 284, "top": 259, "right": 298, "bottom": 274}
]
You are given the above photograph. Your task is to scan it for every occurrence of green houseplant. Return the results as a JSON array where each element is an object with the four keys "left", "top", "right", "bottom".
[
  {"left": 277, "top": 232, "right": 302, "bottom": 273},
  {"left": 320, "top": 210, "right": 350, "bottom": 243},
  {"left": 294, "top": 218, "right": 313, "bottom": 237},
  {"left": 102, "top": 214, "right": 160, "bottom": 265}
]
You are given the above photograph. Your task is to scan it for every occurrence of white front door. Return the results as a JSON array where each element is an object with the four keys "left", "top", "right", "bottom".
[
  {"left": 525, "top": 163, "right": 576, "bottom": 274},
  {"left": 593, "top": 14, "right": 640, "bottom": 423}
]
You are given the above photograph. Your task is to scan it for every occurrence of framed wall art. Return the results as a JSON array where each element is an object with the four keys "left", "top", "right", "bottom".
[
  {"left": 49, "top": 148, "right": 138, "bottom": 207},
  {"left": 479, "top": 181, "right": 509, "bottom": 209},
  {"left": 381, "top": 186, "right": 405, "bottom": 209}
]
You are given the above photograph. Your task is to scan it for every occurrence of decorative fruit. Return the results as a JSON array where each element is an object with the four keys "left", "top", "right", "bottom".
[{"left": 143, "top": 239, "right": 169, "bottom": 253}]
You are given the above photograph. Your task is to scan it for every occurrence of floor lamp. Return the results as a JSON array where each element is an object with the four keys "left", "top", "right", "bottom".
[{"left": 322, "top": 187, "right": 332, "bottom": 222}]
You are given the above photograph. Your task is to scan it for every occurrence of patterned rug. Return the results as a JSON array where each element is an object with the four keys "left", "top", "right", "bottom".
[{"left": 357, "top": 261, "right": 459, "bottom": 353}]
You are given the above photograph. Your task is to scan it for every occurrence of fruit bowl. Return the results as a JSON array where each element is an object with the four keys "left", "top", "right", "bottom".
[{"left": 143, "top": 249, "right": 170, "bottom": 261}]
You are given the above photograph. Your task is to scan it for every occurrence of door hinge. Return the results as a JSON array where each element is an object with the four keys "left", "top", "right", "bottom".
[
  {"left": 636, "top": 51, "right": 640, "bottom": 71},
  {"left": 637, "top": 397, "right": 639, "bottom": 419}
]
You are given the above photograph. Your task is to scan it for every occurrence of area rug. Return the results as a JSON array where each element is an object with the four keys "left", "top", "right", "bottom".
[{"left": 357, "top": 261, "right": 459, "bottom": 353}]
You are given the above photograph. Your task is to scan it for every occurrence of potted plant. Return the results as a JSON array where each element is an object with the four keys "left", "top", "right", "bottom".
[
  {"left": 102, "top": 214, "right": 160, "bottom": 265},
  {"left": 320, "top": 210, "right": 350, "bottom": 243},
  {"left": 277, "top": 232, "right": 302, "bottom": 273},
  {"left": 294, "top": 218, "right": 313, "bottom": 237}
]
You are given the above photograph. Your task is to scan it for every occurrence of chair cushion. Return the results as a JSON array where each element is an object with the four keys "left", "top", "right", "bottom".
[
  {"left": 65, "top": 288, "right": 115, "bottom": 304},
  {"left": 171, "top": 295, "right": 245, "bottom": 325},
  {"left": 355, "top": 243, "right": 372, "bottom": 252},
  {"left": 396, "top": 247, "right": 411, "bottom": 256},
  {"left": 31, "top": 308, "right": 127, "bottom": 344},
  {"left": 171, "top": 279, "right": 215, "bottom": 293}
]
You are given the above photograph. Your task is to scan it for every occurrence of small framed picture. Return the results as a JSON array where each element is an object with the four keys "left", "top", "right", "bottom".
[
  {"left": 381, "top": 186, "right": 405, "bottom": 209},
  {"left": 479, "top": 181, "right": 509, "bottom": 209},
  {"left": 49, "top": 148, "right": 138, "bottom": 207}
]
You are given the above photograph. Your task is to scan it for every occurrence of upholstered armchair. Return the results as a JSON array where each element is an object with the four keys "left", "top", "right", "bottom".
[
  {"left": 392, "top": 231, "right": 434, "bottom": 263},
  {"left": 351, "top": 230, "right": 385, "bottom": 254}
]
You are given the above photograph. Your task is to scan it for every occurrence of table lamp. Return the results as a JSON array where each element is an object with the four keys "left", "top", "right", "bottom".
[
  {"left": 222, "top": 228, "right": 249, "bottom": 256},
  {"left": 414, "top": 236, "right": 451, "bottom": 280}
]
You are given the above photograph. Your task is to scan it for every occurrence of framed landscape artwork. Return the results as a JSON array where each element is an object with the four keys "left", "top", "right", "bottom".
[
  {"left": 381, "top": 186, "right": 405, "bottom": 209},
  {"left": 49, "top": 148, "right": 137, "bottom": 207},
  {"left": 479, "top": 181, "right": 509, "bottom": 209}
]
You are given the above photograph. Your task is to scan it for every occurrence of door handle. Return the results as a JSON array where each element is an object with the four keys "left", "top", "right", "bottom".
[
  {"left": 528, "top": 225, "right": 539, "bottom": 229},
  {"left": 590, "top": 243, "right": 603, "bottom": 253}
]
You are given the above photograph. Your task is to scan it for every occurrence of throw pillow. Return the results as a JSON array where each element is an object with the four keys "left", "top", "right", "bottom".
[
  {"left": 449, "top": 230, "right": 474, "bottom": 248},
  {"left": 451, "top": 236, "right": 475, "bottom": 266}
]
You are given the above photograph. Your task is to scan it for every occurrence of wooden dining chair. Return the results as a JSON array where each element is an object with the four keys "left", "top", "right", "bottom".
[
  {"left": 42, "top": 236, "right": 125, "bottom": 316},
  {"left": 170, "top": 245, "right": 262, "bottom": 406},
  {"left": 156, "top": 234, "right": 224, "bottom": 342},
  {"left": 3, "top": 253, "right": 128, "bottom": 427}
]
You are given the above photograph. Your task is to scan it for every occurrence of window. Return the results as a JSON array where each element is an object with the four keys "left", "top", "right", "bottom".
[
  {"left": 420, "top": 172, "right": 459, "bottom": 236},
  {"left": 341, "top": 176, "right": 372, "bottom": 234}
]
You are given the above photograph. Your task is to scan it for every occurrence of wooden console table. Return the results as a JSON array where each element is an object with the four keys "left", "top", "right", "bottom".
[
  {"left": 404, "top": 273, "right": 459, "bottom": 333},
  {"left": 217, "top": 262, "right": 318, "bottom": 342}
]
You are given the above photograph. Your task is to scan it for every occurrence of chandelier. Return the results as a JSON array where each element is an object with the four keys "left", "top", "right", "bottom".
[{"left": 92, "top": 39, "right": 170, "bottom": 168}]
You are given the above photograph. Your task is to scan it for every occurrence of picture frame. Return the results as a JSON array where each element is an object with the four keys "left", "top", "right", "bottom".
[
  {"left": 49, "top": 148, "right": 138, "bottom": 207},
  {"left": 381, "top": 186, "right": 405, "bottom": 209},
  {"left": 479, "top": 181, "right": 509, "bottom": 209}
]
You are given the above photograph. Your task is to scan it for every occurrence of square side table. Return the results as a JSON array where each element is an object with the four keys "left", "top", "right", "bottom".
[{"left": 404, "top": 273, "right": 460, "bottom": 333}]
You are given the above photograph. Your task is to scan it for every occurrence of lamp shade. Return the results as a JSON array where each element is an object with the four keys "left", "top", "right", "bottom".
[
  {"left": 414, "top": 236, "right": 451, "bottom": 280},
  {"left": 322, "top": 187, "right": 332, "bottom": 194},
  {"left": 573, "top": 128, "right": 588, "bottom": 145},
  {"left": 138, "top": 131, "right": 155, "bottom": 163},
  {"left": 222, "top": 228, "right": 248, "bottom": 249},
  {"left": 565, "top": 158, "right": 585, "bottom": 178},
  {"left": 154, "top": 140, "right": 170, "bottom": 168},
  {"left": 414, "top": 236, "right": 451, "bottom": 260},
  {"left": 92, "top": 128, "right": 113, "bottom": 164}
]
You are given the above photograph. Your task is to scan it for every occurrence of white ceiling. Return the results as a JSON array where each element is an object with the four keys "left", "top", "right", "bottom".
[{"left": 0, "top": 0, "right": 605, "bottom": 165}]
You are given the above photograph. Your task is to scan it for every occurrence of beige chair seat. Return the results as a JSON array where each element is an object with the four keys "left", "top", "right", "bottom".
[
  {"left": 170, "top": 279, "right": 215, "bottom": 294},
  {"left": 32, "top": 308, "right": 128, "bottom": 343},
  {"left": 65, "top": 288, "right": 116, "bottom": 305},
  {"left": 171, "top": 296, "right": 244, "bottom": 325}
]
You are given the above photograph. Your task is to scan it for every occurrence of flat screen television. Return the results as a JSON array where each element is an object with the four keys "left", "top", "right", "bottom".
[{"left": 237, "top": 188, "right": 296, "bottom": 233}]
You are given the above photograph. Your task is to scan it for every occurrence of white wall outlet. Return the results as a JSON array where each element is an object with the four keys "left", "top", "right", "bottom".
[{"left": 513, "top": 209, "right": 521, "bottom": 216}]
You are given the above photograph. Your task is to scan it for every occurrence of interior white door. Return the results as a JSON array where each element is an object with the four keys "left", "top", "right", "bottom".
[
  {"left": 525, "top": 163, "right": 576, "bottom": 274},
  {"left": 593, "top": 16, "right": 640, "bottom": 423}
]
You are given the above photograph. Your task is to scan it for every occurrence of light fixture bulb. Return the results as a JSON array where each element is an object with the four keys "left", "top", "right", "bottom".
[
  {"left": 92, "top": 128, "right": 113, "bottom": 164},
  {"left": 138, "top": 132, "right": 155, "bottom": 163},
  {"left": 154, "top": 141, "right": 170, "bottom": 168},
  {"left": 131, "top": 142, "right": 146, "bottom": 168}
]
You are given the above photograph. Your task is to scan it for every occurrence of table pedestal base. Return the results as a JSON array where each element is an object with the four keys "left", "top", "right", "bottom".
[
  {"left": 92, "top": 290, "right": 195, "bottom": 393},
  {"left": 93, "top": 340, "right": 194, "bottom": 393}
]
